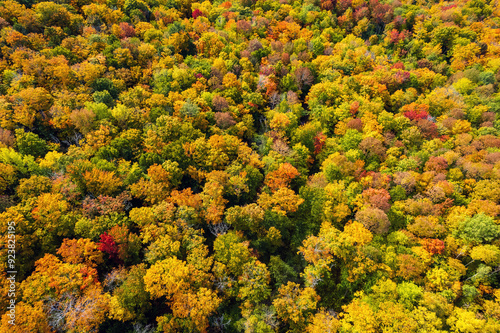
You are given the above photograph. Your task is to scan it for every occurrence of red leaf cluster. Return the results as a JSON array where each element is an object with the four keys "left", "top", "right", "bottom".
[
  {"left": 313, "top": 132, "right": 327, "bottom": 155},
  {"left": 192, "top": 9, "right": 204, "bottom": 19},
  {"left": 422, "top": 238, "right": 445, "bottom": 255},
  {"left": 99, "top": 232, "right": 120, "bottom": 262}
]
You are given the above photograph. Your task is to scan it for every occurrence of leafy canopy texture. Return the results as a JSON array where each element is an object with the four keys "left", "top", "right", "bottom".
[{"left": 2, "top": 0, "right": 500, "bottom": 332}]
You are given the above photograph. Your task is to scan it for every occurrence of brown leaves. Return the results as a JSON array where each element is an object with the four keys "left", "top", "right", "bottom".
[{"left": 355, "top": 207, "right": 390, "bottom": 235}]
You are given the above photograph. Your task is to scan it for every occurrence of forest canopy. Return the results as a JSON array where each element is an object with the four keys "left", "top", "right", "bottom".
[{"left": 1, "top": 0, "right": 500, "bottom": 332}]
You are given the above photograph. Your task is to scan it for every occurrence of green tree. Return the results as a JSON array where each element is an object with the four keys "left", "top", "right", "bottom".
[
  {"left": 454, "top": 213, "right": 500, "bottom": 244},
  {"left": 15, "top": 129, "right": 49, "bottom": 158}
]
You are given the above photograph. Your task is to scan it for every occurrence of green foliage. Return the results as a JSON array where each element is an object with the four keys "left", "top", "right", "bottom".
[
  {"left": 0, "top": 148, "right": 42, "bottom": 176},
  {"left": 268, "top": 255, "right": 299, "bottom": 288},
  {"left": 340, "top": 129, "right": 363, "bottom": 152},
  {"left": 397, "top": 282, "right": 423, "bottom": 309},
  {"left": 15, "top": 129, "right": 49, "bottom": 158},
  {"left": 112, "top": 264, "right": 151, "bottom": 321},
  {"left": 454, "top": 213, "right": 500, "bottom": 244},
  {"left": 179, "top": 99, "right": 200, "bottom": 117},
  {"left": 75, "top": 213, "right": 131, "bottom": 240},
  {"left": 93, "top": 90, "right": 115, "bottom": 107},
  {"left": 92, "top": 78, "right": 119, "bottom": 99}
]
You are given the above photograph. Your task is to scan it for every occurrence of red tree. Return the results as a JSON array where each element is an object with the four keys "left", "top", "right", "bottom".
[
  {"left": 192, "top": 9, "right": 204, "bottom": 19},
  {"left": 99, "top": 232, "right": 120, "bottom": 263}
]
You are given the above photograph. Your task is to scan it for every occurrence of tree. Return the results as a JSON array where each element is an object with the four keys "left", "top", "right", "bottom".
[
  {"left": 18, "top": 253, "right": 109, "bottom": 332},
  {"left": 109, "top": 264, "right": 151, "bottom": 322},
  {"left": 359, "top": 137, "right": 386, "bottom": 162},
  {"left": 0, "top": 301, "right": 52, "bottom": 333},
  {"left": 31, "top": 192, "right": 74, "bottom": 252},
  {"left": 295, "top": 67, "right": 315, "bottom": 91},
  {"left": 447, "top": 308, "right": 487, "bottom": 333},
  {"left": 144, "top": 256, "right": 218, "bottom": 333},
  {"left": 57, "top": 238, "right": 103, "bottom": 268},
  {"left": 264, "top": 162, "right": 300, "bottom": 192},
  {"left": 200, "top": 175, "right": 228, "bottom": 225},
  {"left": 238, "top": 260, "right": 271, "bottom": 305},
  {"left": 130, "top": 161, "right": 182, "bottom": 204},
  {"left": 99, "top": 232, "right": 120, "bottom": 263},
  {"left": 299, "top": 220, "right": 381, "bottom": 284},
  {"left": 82, "top": 168, "right": 123, "bottom": 196},
  {"left": 408, "top": 216, "right": 447, "bottom": 238},
  {"left": 15, "top": 129, "right": 49, "bottom": 158},
  {"left": 144, "top": 257, "right": 197, "bottom": 299},
  {"left": 2, "top": 87, "right": 53, "bottom": 129},
  {"left": 273, "top": 282, "right": 320, "bottom": 330},
  {"left": 361, "top": 188, "right": 391, "bottom": 212},
  {"left": 0, "top": 163, "right": 16, "bottom": 194},
  {"left": 355, "top": 207, "right": 391, "bottom": 234},
  {"left": 34, "top": 2, "right": 72, "bottom": 28},
  {"left": 213, "top": 231, "right": 252, "bottom": 276},
  {"left": 52, "top": 286, "right": 110, "bottom": 333},
  {"left": 258, "top": 187, "right": 304, "bottom": 216},
  {"left": 340, "top": 298, "right": 378, "bottom": 333},
  {"left": 196, "top": 32, "right": 225, "bottom": 58},
  {"left": 306, "top": 309, "right": 340, "bottom": 333},
  {"left": 225, "top": 203, "right": 265, "bottom": 234},
  {"left": 237, "top": 305, "right": 278, "bottom": 333},
  {"left": 16, "top": 175, "right": 52, "bottom": 201},
  {"left": 454, "top": 213, "right": 500, "bottom": 244},
  {"left": 470, "top": 245, "right": 500, "bottom": 266}
]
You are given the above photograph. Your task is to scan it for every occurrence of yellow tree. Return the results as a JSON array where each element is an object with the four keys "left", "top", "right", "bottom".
[
  {"left": 238, "top": 260, "right": 271, "bottom": 307},
  {"left": 299, "top": 220, "right": 386, "bottom": 284},
  {"left": 0, "top": 301, "right": 52, "bottom": 333},
  {"left": 273, "top": 282, "right": 320, "bottom": 331},
  {"left": 130, "top": 161, "right": 182, "bottom": 204},
  {"left": 79, "top": 166, "right": 122, "bottom": 196},
  {"left": 19, "top": 254, "right": 109, "bottom": 332},
  {"left": 31, "top": 193, "right": 72, "bottom": 247},
  {"left": 257, "top": 187, "right": 304, "bottom": 216},
  {"left": 144, "top": 257, "right": 219, "bottom": 333},
  {"left": 306, "top": 309, "right": 340, "bottom": 333},
  {"left": 1, "top": 87, "right": 53, "bottom": 129},
  {"left": 195, "top": 32, "right": 226, "bottom": 58},
  {"left": 200, "top": 175, "right": 228, "bottom": 225}
]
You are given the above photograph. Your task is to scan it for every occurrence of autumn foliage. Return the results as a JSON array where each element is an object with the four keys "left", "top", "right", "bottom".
[{"left": 1, "top": 0, "right": 500, "bottom": 332}]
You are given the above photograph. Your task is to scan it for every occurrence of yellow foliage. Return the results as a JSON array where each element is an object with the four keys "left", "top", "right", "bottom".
[
  {"left": 340, "top": 299, "right": 377, "bottom": 333},
  {"left": 64, "top": 286, "right": 110, "bottom": 332},
  {"left": 343, "top": 221, "right": 373, "bottom": 246},
  {"left": 273, "top": 282, "right": 320, "bottom": 325},
  {"left": 451, "top": 43, "right": 481, "bottom": 71},
  {"left": 108, "top": 295, "right": 135, "bottom": 322},
  {"left": 144, "top": 257, "right": 195, "bottom": 299},
  {"left": 257, "top": 187, "right": 304, "bottom": 216},
  {"left": 82, "top": 169, "right": 122, "bottom": 196},
  {"left": 447, "top": 308, "right": 486, "bottom": 333},
  {"left": 306, "top": 309, "right": 340, "bottom": 333},
  {"left": 0, "top": 162, "right": 16, "bottom": 194},
  {"left": 83, "top": 125, "right": 114, "bottom": 152},
  {"left": 451, "top": 119, "right": 472, "bottom": 135},
  {"left": 425, "top": 267, "right": 453, "bottom": 292},
  {"left": 0, "top": 301, "right": 52, "bottom": 332}
]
